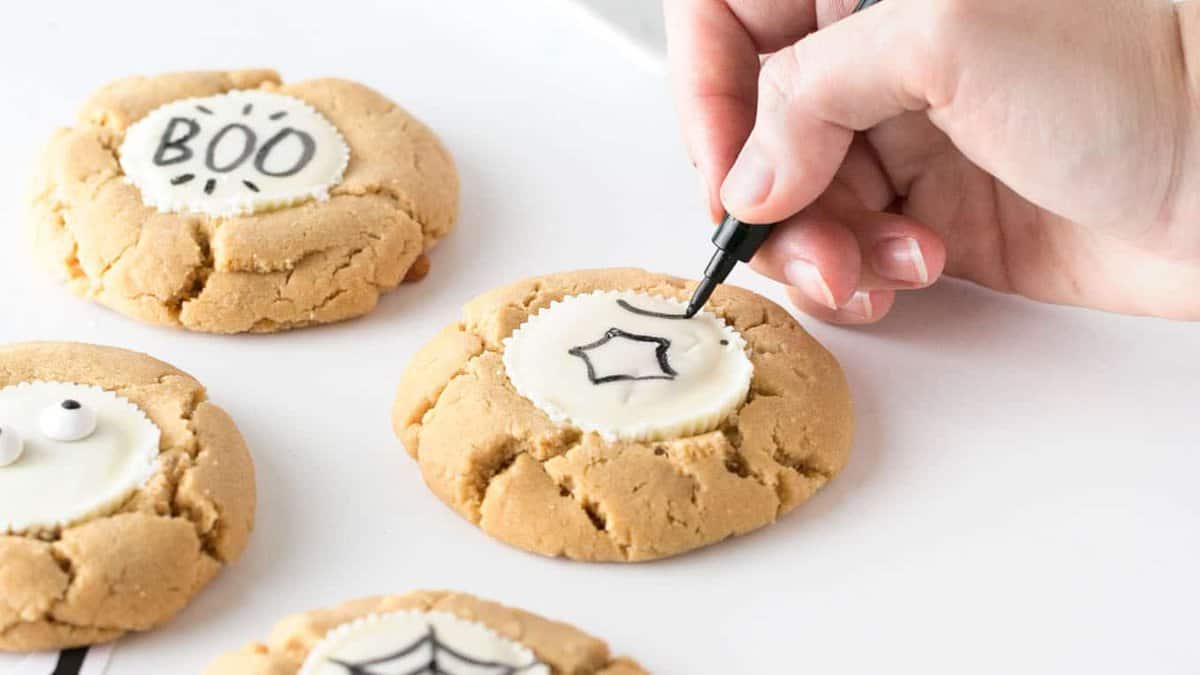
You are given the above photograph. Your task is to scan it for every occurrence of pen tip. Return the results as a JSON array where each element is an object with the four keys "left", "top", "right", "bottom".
[{"left": 685, "top": 276, "right": 718, "bottom": 318}]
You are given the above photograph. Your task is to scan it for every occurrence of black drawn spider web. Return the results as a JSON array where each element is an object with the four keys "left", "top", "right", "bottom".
[{"left": 328, "top": 626, "right": 545, "bottom": 675}]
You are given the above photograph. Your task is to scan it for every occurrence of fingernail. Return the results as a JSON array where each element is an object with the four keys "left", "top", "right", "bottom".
[
  {"left": 721, "top": 141, "right": 773, "bottom": 212},
  {"left": 872, "top": 237, "right": 929, "bottom": 285},
  {"left": 784, "top": 259, "right": 838, "bottom": 310},
  {"left": 843, "top": 291, "right": 874, "bottom": 320}
]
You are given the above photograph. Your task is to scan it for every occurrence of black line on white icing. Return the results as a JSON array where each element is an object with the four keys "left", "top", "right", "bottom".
[
  {"left": 254, "top": 128, "right": 316, "bottom": 177},
  {"left": 568, "top": 328, "right": 678, "bottom": 385},
  {"left": 205, "top": 123, "right": 258, "bottom": 173},
  {"left": 616, "top": 298, "right": 689, "bottom": 320},
  {"left": 149, "top": 103, "right": 324, "bottom": 197},
  {"left": 153, "top": 118, "right": 201, "bottom": 166},
  {"left": 327, "top": 625, "right": 545, "bottom": 675}
]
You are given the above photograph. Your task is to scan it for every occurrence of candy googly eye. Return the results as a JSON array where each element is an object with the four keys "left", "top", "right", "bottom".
[
  {"left": 0, "top": 425, "right": 23, "bottom": 466},
  {"left": 40, "top": 399, "right": 98, "bottom": 441}
]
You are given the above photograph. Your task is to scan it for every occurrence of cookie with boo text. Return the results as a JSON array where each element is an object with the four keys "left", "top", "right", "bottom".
[
  {"left": 0, "top": 342, "right": 255, "bottom": 651},
  {"left": 29, "top": 70, "right": 457, "bottom": 333},
  {"left": 392, "top": 268, "right": 853, "bottom": 562}
]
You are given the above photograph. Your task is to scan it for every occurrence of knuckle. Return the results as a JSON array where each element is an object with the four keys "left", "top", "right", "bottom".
[
  {"left": 925, "top": 0, "right": 978, "bottom": 41},
  {"left": 914, "top": 0, "right": 978, "bottom": 104},
  {"left": 757, "top": 52, "right": 796, "bottom": 107},
  {"left": 759, "top": 41, "right": 819, "bottom": 110}
]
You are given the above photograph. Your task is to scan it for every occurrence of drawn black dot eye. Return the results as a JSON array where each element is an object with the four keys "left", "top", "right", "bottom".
[
  {"left": 40, "top": 399, "right": 97, "bottom": 441},
  {"left": 0, "top": 425, "right": 23, "bottom": 466},
  {"left": 720, "top": 339, "right": 729, "bottom": 346}
]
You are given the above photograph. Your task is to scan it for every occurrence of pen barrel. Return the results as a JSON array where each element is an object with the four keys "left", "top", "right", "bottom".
[
  {"left": 712, "top": 215, "right": 774, "bottom": 262},
  {"left": 703, "top": 248, "right": 738, "bottom": 281}
]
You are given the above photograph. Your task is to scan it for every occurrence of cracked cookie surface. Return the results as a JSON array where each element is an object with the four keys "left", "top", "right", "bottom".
[
  {"left": 392, "top": 268, "right": 853, "bottom": 562},
  {"left": 28, "top": 69, "right": 458, "bottom": 333},
  {"left": 205, "top": 590, "right": 645, "bottom": 675},
  {"left": 0, "top": 342, "right": 256, "bottom": 651}
]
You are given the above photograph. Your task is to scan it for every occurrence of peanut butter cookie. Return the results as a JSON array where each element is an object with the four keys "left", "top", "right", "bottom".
[
  {"left": 0, "top": 342, "right": 255, "bottom": 650},
  {"left": 393, "top": 268, "right": 853, "bottom": 562},
  {"left": 29, "top": 69, "right": 457, "bottom": 333}
]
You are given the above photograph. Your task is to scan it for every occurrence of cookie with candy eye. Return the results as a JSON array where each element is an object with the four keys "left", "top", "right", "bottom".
[
  {"left": 0, "top": 341, "right": 256, "bottom": 652},
  {"left": 392, "top": 268, "right": 853, "bottom": 562},
  {"left": 204, "top": 590, "right": 645, "bottom": 675},
  {"left": 29, "top": 69, "right": 457, "bottom": 333}
]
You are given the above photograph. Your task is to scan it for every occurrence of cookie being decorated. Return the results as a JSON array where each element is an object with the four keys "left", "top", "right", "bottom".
[
  {"left": 393, "top": 268, "right": 854, "bottom": 562},
  {"left": 205, "top": 590, "right": 644, "bottom": 675},
  {"left": 503, "top": 290, "right": 753, "bottom": 441},
  {"left": 0, "top": 342, "right": 256, "bottom": 651},
  {"left": 30, "top": 69, "right": 458, "bottom": 333}
]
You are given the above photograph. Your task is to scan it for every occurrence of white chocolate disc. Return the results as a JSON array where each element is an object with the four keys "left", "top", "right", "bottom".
[
  {"left": 119, "top": 90, "right": 349, "bottom": 216},
  {"left": 298, "top": 611, "right": 549, "bottom": 675},
  {"left": 0, "top": 382, "right": 160, "bottom": 534},
  {"left": 502, "top": 291, "right": 753, "bottom": 441}
]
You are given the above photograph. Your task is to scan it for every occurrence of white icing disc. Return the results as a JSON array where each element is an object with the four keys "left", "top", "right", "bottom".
[
  {"left": 119, "top": 90, "right": 349, "bottom": 216},
  {"left": 0, "top": 382, "right": 161, "bottom": 534},
  {"left": 502, "top": 290, "right": 753, "bottom": 441},
  {"left": 298, "top": 610, "right": 549, "bottom": 675}
]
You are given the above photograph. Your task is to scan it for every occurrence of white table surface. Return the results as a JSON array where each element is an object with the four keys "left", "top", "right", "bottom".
[{"left": 1, "top": 1, "right": 1198, "bottom": 673}]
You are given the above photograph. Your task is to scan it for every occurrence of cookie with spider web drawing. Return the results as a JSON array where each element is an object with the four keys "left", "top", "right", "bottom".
[
  {"left": 205, "top": 590, "right": 644, "bottom": 675},
  {"left": 29, "top": 69, "right": 457, "bottom": 333},
  {"left": 392, "top": 268, "right": 853, "bottom": 562}
]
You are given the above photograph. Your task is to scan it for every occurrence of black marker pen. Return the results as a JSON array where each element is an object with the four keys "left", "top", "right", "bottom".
[
  {"left": 683, "top": 0, "right": 885, "bottom": 318},
  {"left": 684, "top": 215, "right": 772, "bottom": 318}
]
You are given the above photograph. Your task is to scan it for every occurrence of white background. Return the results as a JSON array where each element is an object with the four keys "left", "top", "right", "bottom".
[{"left": 1, "top": 1, "right": 1198, "bottom": 673}]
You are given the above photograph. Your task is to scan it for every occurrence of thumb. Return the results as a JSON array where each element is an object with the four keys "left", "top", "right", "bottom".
[{"left": 721, "top": 2, "right": 944, "bottom": 223}]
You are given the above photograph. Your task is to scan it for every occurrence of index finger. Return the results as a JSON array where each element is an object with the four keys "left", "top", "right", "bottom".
[{"left": 663, "top": 0, "right": 858, "bottom": 221}]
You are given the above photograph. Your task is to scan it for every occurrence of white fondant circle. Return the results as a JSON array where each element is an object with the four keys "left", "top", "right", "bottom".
[
  {"left": 0, "top": 382, "right": 161, "bottom": 534},
  {"left": 119, "top": 90, "right": 350, "bottom": 216},
  {"left": 299, "top": 610, "right": 549, "bottom": 675},
  {"left": 503, "top": 290, "right": 754, "bottom": 441}
]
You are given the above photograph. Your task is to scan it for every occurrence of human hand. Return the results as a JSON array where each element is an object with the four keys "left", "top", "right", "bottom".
[{"left": 665, "top": 0, "right": 1200, "bottom": 322}]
